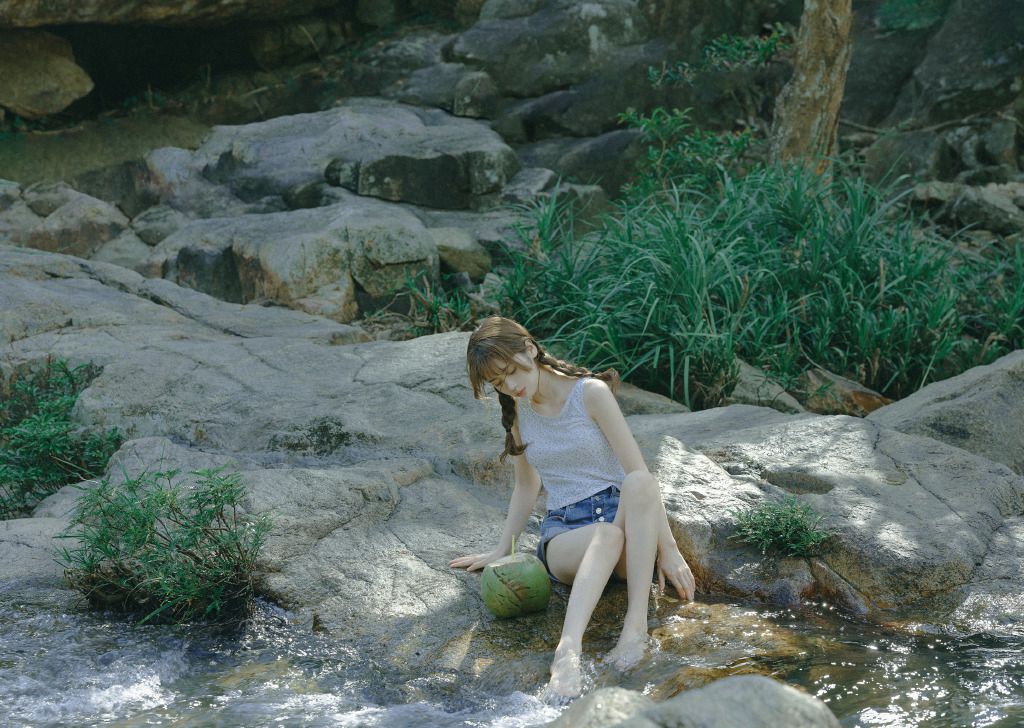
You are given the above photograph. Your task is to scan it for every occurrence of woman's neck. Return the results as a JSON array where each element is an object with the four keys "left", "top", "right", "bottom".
[{"left": 532, "top": 366, "right": 574, "bottom": 406}]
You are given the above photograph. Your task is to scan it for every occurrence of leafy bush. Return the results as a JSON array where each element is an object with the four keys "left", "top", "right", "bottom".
[
  {"left": 650, "top": 24, "right": 792, "bottom": 87},
  {"left": 403, "top": 274, "right": 479, "bottom": 335},
  {"left": 0, "top": 358, "right": 121, "bottom": 519},
  {"left": 730, "top": 495, "right": 832, "bottom": 558},
  {"left": 498, "top": 162, "right": 985, "bottom": 407},
  {"left": 58, "top": 466, "right": 269, "bottom": 625},
  {"left": 620, "top": 107, "right": 753, "bottom": 195}
]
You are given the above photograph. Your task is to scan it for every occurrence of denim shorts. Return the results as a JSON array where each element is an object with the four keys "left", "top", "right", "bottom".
[{"left": 536, "top": 485, "right": 620, "bottom": 583}]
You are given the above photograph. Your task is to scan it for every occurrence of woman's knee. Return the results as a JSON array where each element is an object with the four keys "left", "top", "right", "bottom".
[
  {"left": 593, "top": 522, "right": 625, "bottom": 550},
  {"left": 619, "top": 471, "right": 658, "bottom": 506}
]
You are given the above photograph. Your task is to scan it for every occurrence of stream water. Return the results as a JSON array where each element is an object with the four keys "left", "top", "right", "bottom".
[{"left": 3, "top": 582, "right": 1022, "bottom": 728}]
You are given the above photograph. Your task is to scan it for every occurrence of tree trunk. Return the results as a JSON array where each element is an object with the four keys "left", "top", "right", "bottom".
[{"left": 769, "top": 0, "right": 853, "bottom": 172}]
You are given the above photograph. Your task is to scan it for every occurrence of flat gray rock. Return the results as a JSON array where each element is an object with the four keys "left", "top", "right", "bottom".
[{"left": 869, "top": 350, "right": 1024, "bottom": 473}]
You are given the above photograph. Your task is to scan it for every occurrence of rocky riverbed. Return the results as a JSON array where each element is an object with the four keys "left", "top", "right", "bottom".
[
  {"left": 3, "top": 242, "right": 1024, "bottom": 724},
  {"left": 2, "top": 0, "right": 1024, "bottom": 724}
]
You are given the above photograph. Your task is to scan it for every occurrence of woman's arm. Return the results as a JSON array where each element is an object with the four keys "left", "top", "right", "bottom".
[
  {"left": 583, "top": 378, "right": 695, "bottom": 599},
  {"left": 449, "top": 419, "right": 543, "bottom": 571}
]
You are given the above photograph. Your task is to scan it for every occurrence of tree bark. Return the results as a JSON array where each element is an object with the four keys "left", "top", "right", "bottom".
[{"left": 769, "top": 0, "right": 853, "bottom": 172}]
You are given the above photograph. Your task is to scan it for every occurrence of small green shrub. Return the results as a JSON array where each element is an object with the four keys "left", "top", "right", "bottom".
[
  {"left": 730, "top": 495, "right": 832, "bottom": 558},
  {"left": 0, "top": 358, "right": 122, "bottom": 519},
  {"left": 498, "top": 164, "right": 975, "bottom": 407},
  {"left": 650, "top": 24, "right": 792, "bottom": 87},
  {"left": 620, "top": 107, "right": 753, "bottom": 195},
  {"left": 58, "top": 466, "right": 270, "bottom": 625},
  {"left": 404, "top": 274, "right": 477, "bottom": 335}
]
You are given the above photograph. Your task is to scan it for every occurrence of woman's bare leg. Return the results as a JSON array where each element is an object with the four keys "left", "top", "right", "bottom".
[
  {"left": 606, "top": 470, "right": 661, "bottom": 669},
  {"left": 543, "top": 522, "right": 624, "bottom": 699}
]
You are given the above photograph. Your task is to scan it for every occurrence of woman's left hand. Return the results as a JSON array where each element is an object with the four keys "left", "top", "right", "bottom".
[{"left": 657, "top": 542, "right": 695, "bottom": 601}]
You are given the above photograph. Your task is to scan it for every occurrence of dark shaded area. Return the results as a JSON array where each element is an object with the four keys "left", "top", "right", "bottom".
[{"left": 56, "top": 24, "right": 258, "bottom": 115}]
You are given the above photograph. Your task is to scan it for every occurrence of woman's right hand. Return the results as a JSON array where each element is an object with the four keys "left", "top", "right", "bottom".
[{"left": 449, "top": 550, "right": 503, "bottom": 572}]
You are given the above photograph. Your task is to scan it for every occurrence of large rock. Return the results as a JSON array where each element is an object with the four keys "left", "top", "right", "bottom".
[
  {"left": 0, "top": 0, "right": 342, "bottom": 27},
  {"left": 616, "top": 675, "right": 840, "bottom": 728},
  {"left": 0, "top": 244, "right": 367, "bottom": 348},
  {"left": 868, "top": 350, "right": 1024, "bottom": 474},
  {"left": 0, "top": 30, "right": 94, "bottom": 118},
  {"left": 886, "top": 0, "right": 1024, "bottom": 124},
  {"left": 517, "top": 130, "right": 646, "bottom": 196},
  {"left": 630, "top": 407, "right": 1024, "bottom": 614},
  {"left": 193, "top": 98, "right": 518, "bottom": 210},
  {"left": 0, "top": 181, "right": 148, "bottom": 261},
  {"left": 144, "top": 197, "right": 439, "bottom": 320},
  {"left": 840, "top": 0, "right": 934, "bottom": 127},
  {"left": 451, "top": 0, "right": 650, "bottom": 97}
]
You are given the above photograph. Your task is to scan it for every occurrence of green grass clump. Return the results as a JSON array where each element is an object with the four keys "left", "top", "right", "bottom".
[
  {"left": 0, "top": 358, "right": 122, "bottom": 519},
  {"left": 58, "top": 467, "right": 270, "bottom": 625},
  {"left": 730, "top": 495, "right": 832, "bottom": 558},
  {"left": 403, "top": 274, "right": 479, "bottom": 335},
  {"left": 497, "top": 155, "right": 1024, "bottom": 408}
]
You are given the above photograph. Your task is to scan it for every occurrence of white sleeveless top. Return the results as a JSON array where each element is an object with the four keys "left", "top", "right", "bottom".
[{"left": 516, "top": 378, "right": 626, "bottom": 511}]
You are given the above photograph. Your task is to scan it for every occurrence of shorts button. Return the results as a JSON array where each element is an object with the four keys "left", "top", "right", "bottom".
[
  {"left": 595, "top": 507, "right": 602, "bottom": 514},
  {"left": 598, "top": 516, "right": 605, "bottom": 522}
]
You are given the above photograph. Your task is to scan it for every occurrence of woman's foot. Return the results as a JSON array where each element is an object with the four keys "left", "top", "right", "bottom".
[
  {"left": 604, "top": 624, "right": 649, "bottom": 670},
  {"left": 543, "top": 643, "right": 583, "bottom": 704}
]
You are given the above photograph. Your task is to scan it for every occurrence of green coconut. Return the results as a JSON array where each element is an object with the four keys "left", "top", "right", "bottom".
[{"left": 480, "top": 552, "right": 552, "bottom": 618}]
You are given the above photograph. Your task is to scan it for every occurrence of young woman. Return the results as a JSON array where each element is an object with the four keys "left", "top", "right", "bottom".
[{"left": 449, "top": 316, "right": 696, "bottom": 700}]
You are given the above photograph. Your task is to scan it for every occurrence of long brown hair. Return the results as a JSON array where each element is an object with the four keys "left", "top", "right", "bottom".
[{"left": 466, "top": 316, "right": 619, "bottom": 462}]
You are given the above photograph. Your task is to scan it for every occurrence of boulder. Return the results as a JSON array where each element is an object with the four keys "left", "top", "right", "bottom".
[
  {"left": 130, "top": 205, "right": 192, "bottom": 246},
  {"left": 0, "top": 0, "right": 343, "bottom": 27},
  {"left": 382, "top": 63, "right": 498, "bottom": 117},
  {"left": 0, "top": 30, "right": 94, "bottom": 119},
  {"left": 640, "top": 412, "right": 1024, "bottom": 614},
  {"left": 0, "top": 182, "right": 132, "bottom": 259},
  {"left": 0, "top": 517, "right": 71, "bottom": 585},
  {"left": 868, "top": 349, "right": 1024, "bottom": 474},
  {"left": 0, "top": 244, "right": 367, "bottom": 348},
  {"left": 348, "top": 31, "right": 455, "bottom": 96},
  {"left": 948, "top": 516, "right": 1024, "bottom": 636},
  {"left": 517, "top": 130, "right": 647, "bottom": 196},
  {"left": 616, "top": 382, "right": 688, "bottom": 416},
  {"left": 886, "top": 0, "right": 1024, "bottom": 124},
  {"left": 430, "top": 226, "right": 492, "bottom": 281},
  {"left": 726, "top": 360, "right": 804, "bottom": 414},
  {"left": 450, "top": 0, "right": 650, "bottom": 97},
  {"left": 145, "top": 198, "right": 438, "bottom": 320},
  {"left": 863, "top": 129, "right": 958, "bottom": 183},
  {"left": 795, "top": 368, "right": 891, "bottom": 417},
  {"left": 548, "top": 687, "right": 654, "bottom": 727},
  {"left": 948, "top": 183, "right": 1024, "bottom": 235},
  {"left": 839, "top": 0, "right": 933, "bottom": 127},
  {"left": 453, "top": 71, "right": 500, "bottom": 118},
  {"left": 491, "top": 39, "right": 672, "bottom": 142},
  {"left": 613, "top": 675, "right": 840, "bottom": 728}
]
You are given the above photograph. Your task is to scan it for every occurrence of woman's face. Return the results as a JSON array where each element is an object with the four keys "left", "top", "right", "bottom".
[{"left": 488, "top": 342, "right": 539, "bottom": 400}]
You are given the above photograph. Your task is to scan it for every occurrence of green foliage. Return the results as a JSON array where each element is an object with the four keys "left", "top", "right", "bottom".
[
  {"left": 497, "top": 161, "right": 989, "bottom": 407},
  {"left": 402, "top": 274, "right": 481, "bottom": 336},
  {"left": 58, "top": 467, "right": 270, "bottom": 625},
  {"left": 650, "top": 23, "right": 792, "bottom": 87},
  {"left": 0, "top": 358, "right": 122, "bottom": 519},
  {"left": 730, "top": 495, "right": 832, "bottom": 558},
  {"left": 620, "top": 107, "right": 753, "bottom": 195},
  {"left": 877, "top": 0, "right": 952, "bottom": 31}
]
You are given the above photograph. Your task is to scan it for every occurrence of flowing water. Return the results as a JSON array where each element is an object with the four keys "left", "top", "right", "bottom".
[{"left": 2, "top": 583, "right": 1022, "bottom": 728}]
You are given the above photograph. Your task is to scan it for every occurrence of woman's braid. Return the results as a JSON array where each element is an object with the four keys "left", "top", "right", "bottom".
[
  {"left": 536, "top": 349, "right": 620, "bottom": 394},
  {"left": 498, "top": 392, "right": 527, "bottom": 463}
]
